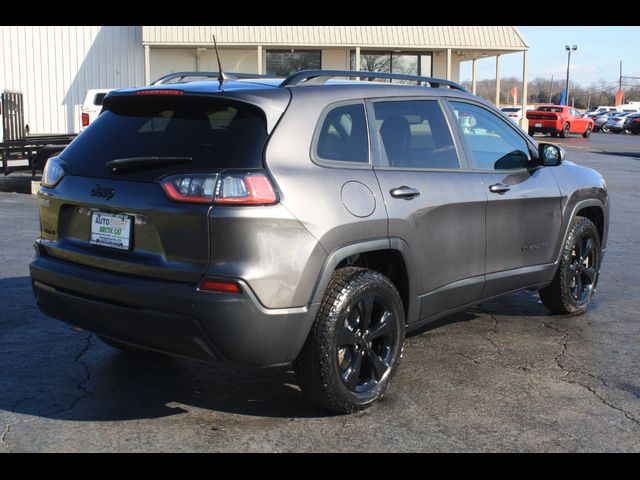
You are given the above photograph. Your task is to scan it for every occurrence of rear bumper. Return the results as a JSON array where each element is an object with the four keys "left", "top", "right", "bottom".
[
  {"left": 30, "top": 245, "right": 317, "bottom": 367},
  {"left": 528, "top": 125, "right": 560, "bottom": 134}
]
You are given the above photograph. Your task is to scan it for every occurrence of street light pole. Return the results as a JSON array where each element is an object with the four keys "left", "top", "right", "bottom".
[{"left": 565, "top": 44, "right": 577, "bottom": 106}]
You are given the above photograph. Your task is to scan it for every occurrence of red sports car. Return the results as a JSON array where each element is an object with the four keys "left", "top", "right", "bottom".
[{"left": 526, "top": 105, "right": 594, "bottom": 138}]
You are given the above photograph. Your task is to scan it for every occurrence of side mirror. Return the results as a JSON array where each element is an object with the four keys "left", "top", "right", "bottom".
[{"left": 538, "top": 143, "right": 565, "bottom": 167}]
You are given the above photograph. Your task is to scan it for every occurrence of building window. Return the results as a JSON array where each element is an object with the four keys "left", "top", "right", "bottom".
[
  {"left": 266, "top": 50, "right": 321, "bottom": 76},
  {"left": 349, "top": 51, "right": 432, "bottom": 82}
]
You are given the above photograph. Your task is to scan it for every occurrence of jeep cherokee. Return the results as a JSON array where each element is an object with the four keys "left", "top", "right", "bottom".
[{"left": 30, "top": 70, "right": 609, "bottom": 413}]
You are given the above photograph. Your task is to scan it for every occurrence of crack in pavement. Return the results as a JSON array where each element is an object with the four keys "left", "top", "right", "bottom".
[
  {"left": 0, "top": 424, "right": 11, "bottom": 450},
  {"left": 541, "top": 321, "right": 570, "bottom": 378},
  {"left": 70, "top": 333, "right": 94, "bottom": 407},
  {"left": 456, "top": 314, "right": 640, "bottom": 429},
  {"left": 0, "top": 333, "right": 94, "bottom": 451},
  {"left": 476, "top": 309, "right": 502, "bottom": 357},
  {"left": 541, "top": 321, "right": 640, "bottom": 429}
]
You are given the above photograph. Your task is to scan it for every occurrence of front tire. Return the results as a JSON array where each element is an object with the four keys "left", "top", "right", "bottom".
[
  {"left": 295, "top": 267, "right": 406, "bottom": 413},
  {"left": 559, "top": 123, "right": 570, "bottom": 138},
  {"left": 539, "top": 217, "right": 602, "bottom": 314},
  {"left": 583, "top": 124, "right": 592, "bottom": 138}
]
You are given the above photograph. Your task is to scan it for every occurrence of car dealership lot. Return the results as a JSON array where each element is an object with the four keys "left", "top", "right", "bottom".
[{"left": 1, "top": 132, "right": 639, "bottom": 452}]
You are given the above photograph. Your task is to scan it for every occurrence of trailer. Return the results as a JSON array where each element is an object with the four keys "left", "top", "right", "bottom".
[{"left": 1, "top": 90, "right": 77, "bottom": 176}]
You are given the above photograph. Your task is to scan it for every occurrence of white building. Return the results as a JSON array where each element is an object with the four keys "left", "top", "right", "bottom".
[{"left": 0, "top": 26, "right": 529, "bottom": 136}]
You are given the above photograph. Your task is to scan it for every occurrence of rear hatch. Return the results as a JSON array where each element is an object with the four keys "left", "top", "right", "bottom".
[{"left": 38, "top": 92, "right": 273, "bottom": 283}]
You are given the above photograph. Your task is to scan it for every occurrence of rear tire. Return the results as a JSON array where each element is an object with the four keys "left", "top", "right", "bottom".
[
  {"left": 601, "top": 124, "right": 610, "bottom": 133},
  {"left": 528, "top": 129, "right": 535, "bottom": 136},
  {"left": 295, "top": 267, "right": 405, "bottom": 413},
  {"left": 98, "top": 335, "right": 149, "bottom": 353},
  {"left": 538, "top": 217, "right": 601, "bottom": 315}
]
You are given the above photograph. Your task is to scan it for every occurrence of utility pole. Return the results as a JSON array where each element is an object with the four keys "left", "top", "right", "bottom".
[
  {"left": 565, "top": 45, "right": 577, "bottom": 106},
  {"left": 548, "top": 75, "right": 554, "bottom": 103}
]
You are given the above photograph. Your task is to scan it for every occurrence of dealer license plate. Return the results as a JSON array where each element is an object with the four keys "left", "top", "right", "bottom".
[
  {"left": 535, "top": 123, "right": 542, "bottom": 128},
  {"left": 90, "top": 211, "right": 133, "bottom": 251}
]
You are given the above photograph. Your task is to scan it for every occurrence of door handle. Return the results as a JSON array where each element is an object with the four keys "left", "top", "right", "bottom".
[
  {"left": 489, "top": 183, "right": 511, "bottom": 194},
  {"left": 390, "top": 186, "right": 421, "bottom": 199}
]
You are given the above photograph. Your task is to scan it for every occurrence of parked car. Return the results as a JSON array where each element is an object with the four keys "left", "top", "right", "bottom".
[
  {"left": 79, "top": 89, "right": 114, "bottom": 131},
  {"left": 500, "top": 105, "right": 535, "bottom": 123},
  {"left": 593, "top": 105, "right": 621, "bottom": 114},
  {"left": 598, "top": 111, "right": 627, "bottom": 133},
  {"left": 30, "top": 69, "right": 609, "bottom": 413},
  {"left": 623, "top": 112, "right": 640, "bottom": 134},
  {"left": 526, "top": 105, "right": 594, "bottom": 137},
  {"left": 619, "top": 105, "right": 640, "bottom": 114},
  {"left": 605, "top": 111, "right": 634, "bottom": 133}
]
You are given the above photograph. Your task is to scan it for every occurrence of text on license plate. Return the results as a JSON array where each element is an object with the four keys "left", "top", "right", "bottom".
[{"left": 90, "top": 211, "right": 132, "bottom": 250}]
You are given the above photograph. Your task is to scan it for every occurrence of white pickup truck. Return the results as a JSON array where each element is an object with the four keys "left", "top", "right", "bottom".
[{"left": 79, "top": 89, "right": 113, "bottom": 131}]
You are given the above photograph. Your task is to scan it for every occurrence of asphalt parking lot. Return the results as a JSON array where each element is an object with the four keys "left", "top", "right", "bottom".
[{"left": 1, "top": 132, "right": 639, "bottom": 452}]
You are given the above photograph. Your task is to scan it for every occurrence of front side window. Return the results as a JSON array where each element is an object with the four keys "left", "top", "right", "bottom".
[
  {"left": 316, "top": 103, "right": 368, "bottom": 163},
  {"left": 266, "top": 50, "right": 321, "bottom": 76},
  {"left": 450, "top": 101, "right": 531, "bottom": 171},
  {"left": 372, "top": 100, "right": 459, "bottom": 169}
]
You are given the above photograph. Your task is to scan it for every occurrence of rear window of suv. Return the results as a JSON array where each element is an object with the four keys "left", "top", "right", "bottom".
[{"left": 62, "top": 95, "right": 268, "bottom": 180}]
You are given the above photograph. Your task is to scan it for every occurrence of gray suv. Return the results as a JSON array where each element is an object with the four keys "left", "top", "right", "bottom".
[{"left": 30, "top": 70, "right": 609, "bottom": 413}]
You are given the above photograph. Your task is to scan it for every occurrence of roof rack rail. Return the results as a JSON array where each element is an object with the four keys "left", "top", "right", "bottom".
[
  {"left": 280, "top": 69, "right": 468, "bottom": 92},
  {"left": 151, "top": 71, "right": 275, "bottom": 85}
]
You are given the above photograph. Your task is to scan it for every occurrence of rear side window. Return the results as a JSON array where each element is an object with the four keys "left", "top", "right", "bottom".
[
  {"left": 316, "top": 103, "right": 369, "bottom": 163},
  {"left": 372, "top": 100, "right": 459, "bottom": 169},
  {"left": 61, "top": 96, "right": 268, "bottom": 180}
]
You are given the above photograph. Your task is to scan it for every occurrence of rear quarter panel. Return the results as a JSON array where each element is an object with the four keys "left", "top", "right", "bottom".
[{"left": 263, "top": 87, "right": 390, "bottom": 305}]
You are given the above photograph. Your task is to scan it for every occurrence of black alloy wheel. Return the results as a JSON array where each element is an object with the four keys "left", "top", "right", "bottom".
[
  {"left": 568, "top": 232, "right": 598, "bottom": 305},
  {"left": 337, "top": 293, "right": 397, "bottom": 393},
  {"left": 539, "top": 216, "right": 601, "bottom": 314},
  {"left": 295, "top": 267, "right": 405, "bottom": 413}
]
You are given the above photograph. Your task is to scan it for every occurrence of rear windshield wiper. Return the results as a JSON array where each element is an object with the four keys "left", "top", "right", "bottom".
[{"left": 106, "top": 156, "right": 192, "bottom": 174}]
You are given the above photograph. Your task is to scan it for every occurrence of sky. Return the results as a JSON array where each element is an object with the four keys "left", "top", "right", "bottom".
[{"left": 459, "top": 26, "right": 640, "bottom": 88}]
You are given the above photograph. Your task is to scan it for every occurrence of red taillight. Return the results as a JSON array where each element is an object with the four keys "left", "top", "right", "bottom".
[
  {"left": 136, "top": 89, "right": 184, "bottom": 95},
  {"left": 160, "top": 172, "right": 277, "bottom": 205},
  {"left": 633, "top": 118, "right": 640, "bottom": 123},
  {"left": 81, "top": 113, "right": 89, "bottom": 127},
  {"left": 199, "top": 279, "right": 241, "bottom": 294}
]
